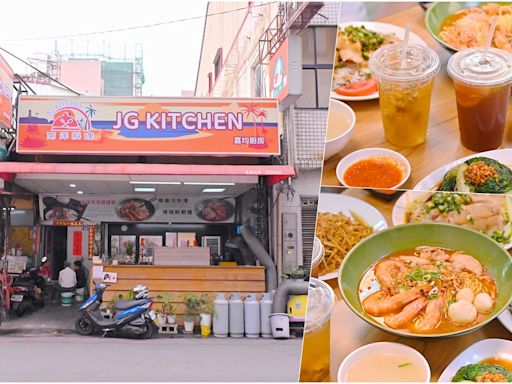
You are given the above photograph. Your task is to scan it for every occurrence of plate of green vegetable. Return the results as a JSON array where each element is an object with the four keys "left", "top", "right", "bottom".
[
  {"left": 438, "top": 338, "right": 512, "bottom": 382},
  {"left": 413, "top": 149, "right": 512, "bottom": 194}
]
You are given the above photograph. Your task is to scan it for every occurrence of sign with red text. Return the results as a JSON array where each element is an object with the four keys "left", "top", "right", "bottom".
[
  {"left": 39, "top": 194, "right": 236, "bottom": 224},
  {"left": 72, "top": 231, "right": 83, "bottom": 256},
  {"left": 0, "top": 54, "right": 14, "bottom": 129},
  {"left": 16, "top": 96, "right": 280, "bottom": 156}
]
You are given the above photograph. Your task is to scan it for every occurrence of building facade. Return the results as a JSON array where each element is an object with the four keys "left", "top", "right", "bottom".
[{"left": 195, "top": 1, "right": 339, "bottom": 275}]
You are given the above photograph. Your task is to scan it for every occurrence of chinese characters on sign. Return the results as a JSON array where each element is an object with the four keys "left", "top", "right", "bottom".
[{"left": 17, "top": 97, "right": 280, "bottom": 156}]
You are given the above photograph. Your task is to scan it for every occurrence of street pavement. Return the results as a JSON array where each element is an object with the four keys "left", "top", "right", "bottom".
[
  {"left": 0, "top": 303, "right": 302, "bottom": 381},
  {"left": 0, "top": 334, "right": 302, "bottom": 381}
]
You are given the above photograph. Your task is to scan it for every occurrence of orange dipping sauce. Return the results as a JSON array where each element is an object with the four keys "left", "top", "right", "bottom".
[{"left": 343, "top": 157, "right": 403, "bottom": 188}]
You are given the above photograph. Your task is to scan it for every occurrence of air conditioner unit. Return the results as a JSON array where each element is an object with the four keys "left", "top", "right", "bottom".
[{"left": 201, "top": 236, "right": 221, "bottom": 256}]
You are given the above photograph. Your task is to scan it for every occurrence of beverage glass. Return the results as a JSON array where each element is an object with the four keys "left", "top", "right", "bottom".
[
  {"left": 299, "top": 278, "right": 336, "bottom": 382},
  {"left": 447, "top": 47, "right": 512, "bottom": 152},
  {"left": 370, "top": 43, "right": 440, "bottom": 147}
]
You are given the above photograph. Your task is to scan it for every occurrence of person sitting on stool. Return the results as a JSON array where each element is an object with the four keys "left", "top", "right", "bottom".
[
  {"left": 58, "top": 261, "right": 77, "bottom": 296},
  {"left": 74, "top": 260, "right": 87, "bottom": 301}
]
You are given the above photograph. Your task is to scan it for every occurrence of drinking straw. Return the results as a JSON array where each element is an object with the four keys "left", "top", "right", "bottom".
[
  {"left": 483, "top": 16, "right": 498, "bottom": 61},
  {"left": 400, "top": 22, "right": 411, "bottom": 68}
]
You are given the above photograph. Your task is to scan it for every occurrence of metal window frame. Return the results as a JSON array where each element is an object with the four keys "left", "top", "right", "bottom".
[{"left": 295, "top": 25, "right": 336, "bottom": 110}]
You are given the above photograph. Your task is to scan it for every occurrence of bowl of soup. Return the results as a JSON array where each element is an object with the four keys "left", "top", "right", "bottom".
[
  {"left": 324, "top": 99, "right": 356, "bottom": 160},
  {"left": 338, "top": 342, "right": 431, "bottom": 382},
  {"left": 339, "top": 223, "right": 512, "bottom": 338}
]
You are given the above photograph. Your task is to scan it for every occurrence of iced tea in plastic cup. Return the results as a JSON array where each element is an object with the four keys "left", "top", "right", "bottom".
[
  {"left": 299, "top": 278, "right": 336, "bottom": 382},
  {"left": 447, "top": 47, "right": 512, "bottom": 152},
  {"left": 370, "top": 43, "right": 440, "bottom": 147}
]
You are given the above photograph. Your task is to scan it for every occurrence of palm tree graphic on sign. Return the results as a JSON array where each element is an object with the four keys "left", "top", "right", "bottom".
[
  {"left": 241, "top": 103, "right": 268, "bottom": 149},
  {"left": 84, "top": 105, "right": 97, "bottom": 131}
]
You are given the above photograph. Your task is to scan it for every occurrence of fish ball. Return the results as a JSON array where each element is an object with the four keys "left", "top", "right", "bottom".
[
  {"left": 456, "top": 288, "right": 475, "bottom": 303},
  {"left": 474, "top": 292, "right": 493, "bottom": 313},
  {"left": 448, "top": 300, "right": 477, "bottom": 325}
]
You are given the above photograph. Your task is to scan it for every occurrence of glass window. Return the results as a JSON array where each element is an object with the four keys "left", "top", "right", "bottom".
[
  {"left": 295, "top": 26, "right": 337, "bottom": 110},
  {"left": 295, "top": 69, "right": 316, "bottom": 109},
  {"left": 315, "top": 28, "right": 338, "bottom": 64},
  {"left": 301, "top": 28, "right": 315, "bottom": 65},
  {"left": 317, "top": 69, "right": 333, "bottom": 108}
]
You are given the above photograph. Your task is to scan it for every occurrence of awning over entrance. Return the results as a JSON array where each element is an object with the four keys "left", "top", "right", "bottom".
[{"left": 0, "top": 162, "right": 295, "bottom": 193}]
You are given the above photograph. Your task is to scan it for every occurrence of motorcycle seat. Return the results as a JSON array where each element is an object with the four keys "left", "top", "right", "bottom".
[{"left": 114, "top": 299, "right": 146, "bottom": 310}]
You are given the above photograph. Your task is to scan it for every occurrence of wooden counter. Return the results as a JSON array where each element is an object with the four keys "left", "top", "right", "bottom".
[{"left": 89, "top": 265, "right": 266, "bottom": 317}]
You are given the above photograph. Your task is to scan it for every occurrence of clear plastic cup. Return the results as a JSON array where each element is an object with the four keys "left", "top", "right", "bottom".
[
  {"left": 447, "top": 47, "right": 512, "bottom": 152},
  {"left": 370, "top": 43, "right": 440, "bottom": 147},
  {"left": 299, "top": 278, "right": 336, "bottom": 382},
  {"left": 310, "top": 237, "right": 325, "bottom": 278}
]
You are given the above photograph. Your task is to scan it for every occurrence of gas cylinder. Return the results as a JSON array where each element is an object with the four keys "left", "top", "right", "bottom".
[
  {"left": 260, "top": 292, "right": 273, "bottom": 338},
  {"left": 244, "top": 293, "right": 260, "bottom": 338},
  {"left": 229, "top": 292, "right": 244, "bottom": 338},
  {"left": 213, "top": 292, "right": 229, "bottom": 338}
]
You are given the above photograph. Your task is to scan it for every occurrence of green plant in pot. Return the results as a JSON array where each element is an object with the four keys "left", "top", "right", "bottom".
[
  {"left": 281, "top": 265, "right": 307, "bottom": 281},
  {"left": 158, "top": 293, "right": 177, "bottom": 324},
  {"left": 182, "top": 293, "right": 201, "bottom": 333},
  {"left": 199, "top": 294, "right": 215, "bottom": 337}
]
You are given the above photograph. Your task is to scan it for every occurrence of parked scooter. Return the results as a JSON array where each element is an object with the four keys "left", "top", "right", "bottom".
[
  {"left": 75, "top": 283, "right": 157, "bottom": 339},
  {"left": 11, "top": 268, "right": 46, "bottom": 317}
]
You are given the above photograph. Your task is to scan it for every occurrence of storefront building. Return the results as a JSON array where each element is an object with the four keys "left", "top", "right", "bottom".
[{"left": 195, "top": 2, "right": 339, "bottom": 274}]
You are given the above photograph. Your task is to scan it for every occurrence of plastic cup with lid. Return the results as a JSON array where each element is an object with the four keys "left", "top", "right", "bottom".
[
  {"left": 299, "top": 278, "right": 336, "bottom": 382},
  {"left": 370, "top": 43, "right": 440, "bottom": 147},
  {"left": 447, "top": 47, "right": 512, "bottom": 152}
]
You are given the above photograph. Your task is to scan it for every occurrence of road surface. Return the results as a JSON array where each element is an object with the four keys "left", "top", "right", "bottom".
[{"left": 0, "top": 333, "right": 302, "bottom": 382}]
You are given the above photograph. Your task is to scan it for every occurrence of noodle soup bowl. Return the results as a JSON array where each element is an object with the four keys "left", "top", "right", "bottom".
[{"left": 339, "top": 222, "right": 512, "bottom": 338}]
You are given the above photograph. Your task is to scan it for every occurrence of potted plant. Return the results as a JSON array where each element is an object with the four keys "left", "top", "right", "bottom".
[
  {"left": 281, "top": 265, "right": 307, "bottom": 281},
  {"left": 182, "top": 293, "right": 201, "bottom": 333},
  {"left": 199, "top": 294, "right": 215, "bottom": 337},
  {"left": 157, "top": 294, "right": 177, "bottom": 324}
]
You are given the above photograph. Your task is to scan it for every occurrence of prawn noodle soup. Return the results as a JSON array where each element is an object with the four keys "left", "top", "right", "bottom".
[{"left": 359, "top": 246, "right": 497, "bottom": 334}]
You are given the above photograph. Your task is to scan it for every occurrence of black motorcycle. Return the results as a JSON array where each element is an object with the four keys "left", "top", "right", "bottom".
[
  {"left": 11, "top": 268, "right": 46, "bottom": 317},
  {"left": 75, "top": 283, "right": 157, "bottom": 339}
]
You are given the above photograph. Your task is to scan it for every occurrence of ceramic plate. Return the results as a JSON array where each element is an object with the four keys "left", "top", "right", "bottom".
[
  {"left": 317, "top": 193, "right": 388, "bottom": 281},
  {"left": 392, "top": 190, "right": 512, "bottom": 249},
  {"left": 331, "top": 21, "right": 427, "bottom": 102},
  {"left": 438, "top": 339, "right": 512, "bottom": 382},
  {"left": 413, "top": 149, "right": 512, "bottom": 191},
  {"left": 498, "top": 307, "right": 512, "bottom": 334}
]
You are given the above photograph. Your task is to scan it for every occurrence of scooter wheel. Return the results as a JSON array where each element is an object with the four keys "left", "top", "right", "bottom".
[
  {"left": 140, "top": 319, "right": 157, "bottom": 339},
  {"left": 75, "top": 315, "right": 94, "bottom": 336},
  {"left": 13, "top": 302, "right": 26, "bottom": 318}
]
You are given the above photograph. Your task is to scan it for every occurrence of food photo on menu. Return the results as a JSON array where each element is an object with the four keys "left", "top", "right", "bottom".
[{"left": 300, "top": 2, "right": 512, "bottom": 383}]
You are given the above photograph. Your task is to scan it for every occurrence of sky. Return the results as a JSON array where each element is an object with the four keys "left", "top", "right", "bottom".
[{"left": 0, "top": 0, "right": 209, "bottom": 96}]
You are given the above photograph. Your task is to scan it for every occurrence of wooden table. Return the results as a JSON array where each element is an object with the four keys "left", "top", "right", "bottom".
[
  {"left": 322, "top": 5, "right": 512, "bottom": 188},
  {"left": 320, "top": 186, "right": 511, "bottom": 382}
]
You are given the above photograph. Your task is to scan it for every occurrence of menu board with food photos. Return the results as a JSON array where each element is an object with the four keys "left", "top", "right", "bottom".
[{"left": 39, "top": 194, "right": 236, "bottom": 224}]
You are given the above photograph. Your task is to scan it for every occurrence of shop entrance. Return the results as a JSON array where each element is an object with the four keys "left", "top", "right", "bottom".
[{"left": 44, "top": 226, "right": 67, "bottom": 280}]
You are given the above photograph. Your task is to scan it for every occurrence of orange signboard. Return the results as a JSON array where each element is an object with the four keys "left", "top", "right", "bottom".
[
  {"left": 0, "top": 54, "right": 14, "bottom": 129},
  {"left": 269, "top": 38, "right": 288, "bottom": 102},
  {"left": 16, "top": 96, "right": 280, "bottom": 156}
]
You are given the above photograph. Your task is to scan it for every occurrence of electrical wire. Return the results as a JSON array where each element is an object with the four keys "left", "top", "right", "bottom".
[
  {"left": 0, "top": 47, "right": 81, "bottom": 95},
  {"left": 1, "top": 2, "right": 276, "bottom": 42}
]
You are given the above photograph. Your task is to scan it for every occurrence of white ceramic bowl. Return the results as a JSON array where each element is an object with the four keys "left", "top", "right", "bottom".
[
  {"left": 336, "top": 147, "right": 411, "bottom": 189},
  {"left": 311, "top": 236, "right": 324, "bottom": 270},
  {"left": 338, "top": 342, "right": 431, "bottom": 383},
  {"left": 324, "top": 99, "right": 356, "bottom": 160}
]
